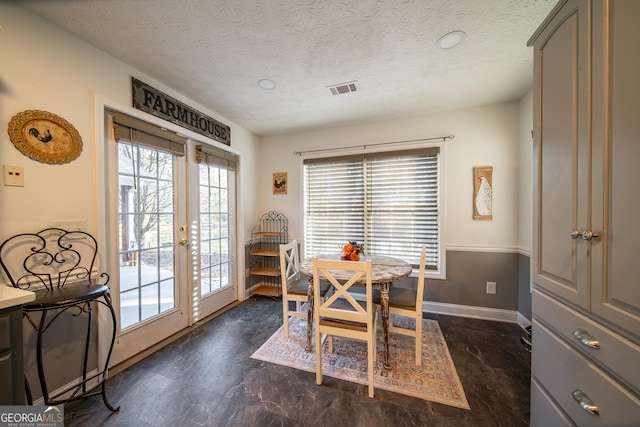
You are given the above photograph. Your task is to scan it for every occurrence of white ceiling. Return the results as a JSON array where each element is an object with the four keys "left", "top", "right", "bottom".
[{"left": 16, "top": 0, "right": 556, "bottom": 136}]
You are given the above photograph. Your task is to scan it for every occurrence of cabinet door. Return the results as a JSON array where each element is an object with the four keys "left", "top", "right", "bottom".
[
  {"left": 532, "top": 0, "right": 590, "bottom": 307},
  {"left": 590, "top": 0, "right": 640, "bottom": 338}
]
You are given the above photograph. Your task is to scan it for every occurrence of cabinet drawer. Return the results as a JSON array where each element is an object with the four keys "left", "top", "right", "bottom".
[
  {"left": 531, "top": 378, "right": 575, "bottom": 427},
  {"left": 533, "top": 289, "right": 640, "bottom": 394},
  {"left": 532, "top": 319, "right": 640, "bottom": 426}
]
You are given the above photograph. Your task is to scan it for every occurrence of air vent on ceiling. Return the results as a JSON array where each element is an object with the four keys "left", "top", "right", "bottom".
[{"left": 328, "top": 81, "right": 357, "bottom": 95}]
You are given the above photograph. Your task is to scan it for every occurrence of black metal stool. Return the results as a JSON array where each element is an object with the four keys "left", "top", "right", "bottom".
[{"left": 0, "top": 228, "right": 119, "bottom": 411}]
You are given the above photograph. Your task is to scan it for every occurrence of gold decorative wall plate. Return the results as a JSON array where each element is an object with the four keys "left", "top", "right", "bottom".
[{"left": 7, "top": 110, "right": 83, "bottom": 164}]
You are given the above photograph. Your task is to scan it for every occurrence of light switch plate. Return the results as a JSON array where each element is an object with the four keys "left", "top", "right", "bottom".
[
  {"left": 486, "top": 281, "right": 497, "bottom": 294},
  {"left": 3, "top": 165, "right": 24, "bottom": 187}
]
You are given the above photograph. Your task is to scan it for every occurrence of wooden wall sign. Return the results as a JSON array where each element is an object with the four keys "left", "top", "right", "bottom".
[
  {"left": 132, "top": 78, "right": 231, "bottom": 145},
  {"left": 473, "top": 166, "right": 493, "bottom": 220}
]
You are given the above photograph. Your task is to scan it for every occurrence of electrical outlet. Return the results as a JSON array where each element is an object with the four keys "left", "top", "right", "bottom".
[
  {"left": 49, "top": 219, "right": 87, "bottom": 232},
  {"left": 3, "top": 165, "right": 24, "bottom": 187},
  {"left": 486, "top": 281, "right": 496, "bottom": 294}
]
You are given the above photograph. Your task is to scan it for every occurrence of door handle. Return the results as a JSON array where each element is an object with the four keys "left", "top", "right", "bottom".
[
  {"left": 581, "top": 230, "right": 599, "bottom": 241},
  {"left": 178, "top": 238, "right": 189, "bottom": 247},
  {"left": 569, "top": 229, "right": 581, "bottom": 239}
]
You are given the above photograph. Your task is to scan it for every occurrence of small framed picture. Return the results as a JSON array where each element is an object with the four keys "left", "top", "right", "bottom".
[
  {"left": 273, "top": 172, "right": 287, "bottom": 195},
  {"left": 473, "top": 166, "right": 493, "bottom": 220}
]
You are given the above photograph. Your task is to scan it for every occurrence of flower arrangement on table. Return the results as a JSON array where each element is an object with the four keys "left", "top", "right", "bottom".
[{"left": 341, "top": 241, "right": 364, "bottom": 261}]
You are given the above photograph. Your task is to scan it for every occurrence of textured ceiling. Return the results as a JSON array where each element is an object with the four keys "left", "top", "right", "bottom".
[{"left": 15, "top": 0, "right": 556, "bottom": 136}]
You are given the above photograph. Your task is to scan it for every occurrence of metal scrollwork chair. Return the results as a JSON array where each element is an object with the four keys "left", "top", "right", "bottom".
[{"left": 0, "top": 228, "right": 119, "bottom": 411}]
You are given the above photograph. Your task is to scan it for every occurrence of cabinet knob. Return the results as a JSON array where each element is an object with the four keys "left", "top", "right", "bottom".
[
  {"left": 572, "top": 329, "right": 600, "bottom": 349},
  {"left": 572, "top": 389, "right": 600, "bottom": 416},
  {"left": 581, "top": 230, "right": 599, "bottom": 241},
  {"left": 569, "top": 229, "right": 581, "bottom": 239}
]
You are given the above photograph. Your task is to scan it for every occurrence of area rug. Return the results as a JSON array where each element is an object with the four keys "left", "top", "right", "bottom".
[{"left": 251, "top": 315, "right": 470, "bottom": 410}]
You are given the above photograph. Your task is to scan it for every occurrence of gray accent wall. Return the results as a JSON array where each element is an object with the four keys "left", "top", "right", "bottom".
[
  {"left": 395, "top": 251, "right": 524, "bottom": 313},
  {"left": 392, "top": 250, "right": 532, "bottom": 321},
  {"left": 424, "top": 251, "right": 520, "bottom": 310},
  {"left": 252, "top": 245, "right": 533, "bottom": 319}
]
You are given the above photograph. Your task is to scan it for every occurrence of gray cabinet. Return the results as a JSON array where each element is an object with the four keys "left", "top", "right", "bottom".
[
  {"left": 0, "top": 306, "right": 25, "bottom": 405},
  {"left": 529, "top": 0, "right": 640, "bottom": 425}
]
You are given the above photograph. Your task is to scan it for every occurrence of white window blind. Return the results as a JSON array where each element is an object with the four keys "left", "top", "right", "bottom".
[{"left": 304, "top": 148, "right": 440, "bottom": 269}]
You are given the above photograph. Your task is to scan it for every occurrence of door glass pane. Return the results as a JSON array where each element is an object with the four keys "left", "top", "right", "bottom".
[
  {"left": 199, "top": 163, "right": 232, "bottom": 296},
  {"left": 118, "top": 141, "right": 176, "bottom": 330}
]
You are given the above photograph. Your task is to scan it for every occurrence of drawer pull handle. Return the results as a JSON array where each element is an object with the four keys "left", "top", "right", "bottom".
[
  {"left": 573, "top": 329, "right": 600, "bottom": 349},
  {"left": 572, "top": 389, "right": 600, "bottom": 416}
]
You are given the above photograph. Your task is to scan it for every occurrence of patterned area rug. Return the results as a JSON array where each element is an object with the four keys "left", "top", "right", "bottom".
[{"left": 251, "top": 315, "right": 470, "bottom": 409}]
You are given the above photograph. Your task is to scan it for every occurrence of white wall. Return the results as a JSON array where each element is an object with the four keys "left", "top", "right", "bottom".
[
  {"left": 518, "top": 90, "right": 534, "bottom": 254},
  {"left": 259, "top": 101, "right": 523, "bottom": 251},
  {"left": 0, "top": 3, "right": 260, "bottom": 239}
]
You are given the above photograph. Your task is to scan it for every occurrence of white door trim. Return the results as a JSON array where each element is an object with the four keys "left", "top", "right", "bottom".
[{"left": 93, "top": 94, "right": 247, "bottom": 369}]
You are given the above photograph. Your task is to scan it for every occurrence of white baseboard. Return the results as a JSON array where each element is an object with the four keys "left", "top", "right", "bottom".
[
  {"left": 422, "top": 301, "right": 526, "bottom": 325},
  {"left": 517, "top": 312, "right": 532, "bottom": 329}
]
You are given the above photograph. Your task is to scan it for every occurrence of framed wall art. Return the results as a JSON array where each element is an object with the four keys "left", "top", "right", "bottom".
[
  {"left": 7, "top": 110, "right": 83, "bottom": 165},
  {"left": 473, "top": 166, "right": 493, "bottom": 220},
  {"left": 273, "top": 172, "right": 287, "bottom": 195}
]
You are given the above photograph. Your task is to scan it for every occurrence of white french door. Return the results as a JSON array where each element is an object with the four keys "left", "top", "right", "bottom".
[
  {"left": 190, "top": 159, "right": 237, "bottom": 321},
  {"left": 101, "top": 110, "right": 238, "bottom": 367},
  {"left": 107, "top": 114, "right": 189, "bottom": 366}
]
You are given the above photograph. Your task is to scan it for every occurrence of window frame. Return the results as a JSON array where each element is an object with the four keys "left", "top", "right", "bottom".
[{"left": 299, "top": 143, "right": 446, "bottom": 279}]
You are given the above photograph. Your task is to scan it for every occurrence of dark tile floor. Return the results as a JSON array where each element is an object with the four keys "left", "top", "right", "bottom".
[{"left": 64, "top": 296, "right": 531, "bottom": 426}]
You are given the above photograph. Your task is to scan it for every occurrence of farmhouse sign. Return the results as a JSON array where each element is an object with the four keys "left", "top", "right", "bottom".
[{"left": 132, "top": 78, "right": 231, "bottom": 145}]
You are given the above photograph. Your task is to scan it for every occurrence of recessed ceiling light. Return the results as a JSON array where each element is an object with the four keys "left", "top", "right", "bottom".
[
  {"left": 257, "top": 79, "right": 276, "bottom": 90},
  {"left": 437, "top": 31, "right": 466, "bottom": 49}
]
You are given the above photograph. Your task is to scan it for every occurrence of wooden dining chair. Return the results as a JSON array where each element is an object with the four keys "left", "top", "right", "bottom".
[
  {"left": 387, "top": 243, "right": 426, "bottom": 366},
  {"left": 279, "top": 240, "right": 331, "bottom": 338},
  {"left": 313, "top": 258, "right": 377, "bottom": 398}
]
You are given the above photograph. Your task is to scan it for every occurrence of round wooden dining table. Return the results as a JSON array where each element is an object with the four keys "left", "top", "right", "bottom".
[{"left": 299, "top": 254, "right": 412, "bottom": 370}]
